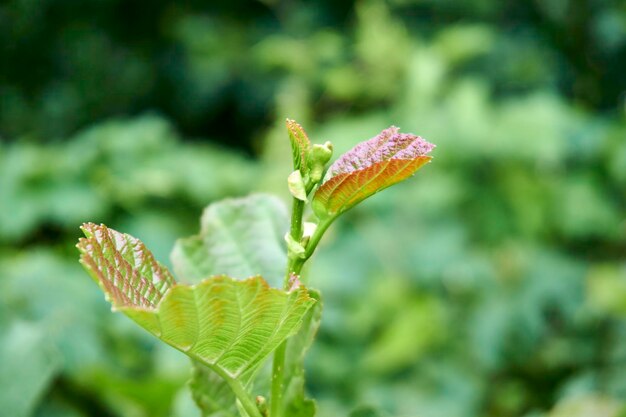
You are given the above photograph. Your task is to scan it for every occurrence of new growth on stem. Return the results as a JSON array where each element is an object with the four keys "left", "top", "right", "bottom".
[
  {"left": 76, "top": 117, "right": 433, "bottom": 417},
  {"left": 283, "top": 119, "right": 434, "bottom": 283},
  {"left": 271, "top": 119, "right": 433, "bottom": 417}
]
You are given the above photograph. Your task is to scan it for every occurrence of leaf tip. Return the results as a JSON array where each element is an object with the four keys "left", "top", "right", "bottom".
[
  {"left": 326, "top": 126, "right": 434, "bottom": 178},
  {"left": 313, "top": 126, "right": 434, "bottom": 218}
]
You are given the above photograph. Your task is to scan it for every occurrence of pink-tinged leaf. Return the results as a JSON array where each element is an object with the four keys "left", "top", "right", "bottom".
[
  {"left": 286, "top": 119, "right": 311, "bottom": 174},
  {"left": 77, "top": 223, "right": 316, "bottom": 379},
  {"left": 313, "top": 126, "right": 434, "bottom": 218},
  {"left": 77, "top": 222, "right": 176, "bottom": 310}
]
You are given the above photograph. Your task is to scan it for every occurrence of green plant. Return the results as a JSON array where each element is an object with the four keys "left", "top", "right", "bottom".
[{"left": 76, "top": 120, "right": 434, "bottom": 417}]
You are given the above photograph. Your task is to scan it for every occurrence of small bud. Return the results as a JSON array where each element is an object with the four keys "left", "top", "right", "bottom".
[
  {"left": 287, "top": 170, "right": 307, "bottom": 201},
  {"left": 300, "top": 222, "right": 317, "bottom": 247},
  {"left": 287, "top": 273, "right": 302, "bottom": 292},
  {"left": 284, "top": 232, "right": 306, "bottom": 259},
  {"left": 303, "top": 221, "right": 317, "bottom": 238},
  {"left": 312, "top": 141, "right": 333, "bottom": 164},
  {"left": 256, "top": 396, "right": 268, "bottom": 416},
  {"left": 308, "top": 141, "right": 333, "bottom": 184}
]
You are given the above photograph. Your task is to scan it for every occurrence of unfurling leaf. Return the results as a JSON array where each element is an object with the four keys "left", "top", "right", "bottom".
[
  {"left": 286, "top": 119, "right": 311, "bottom": 174},
  {"left": 77, "top": 223, "right": 316, "bottom": 381},
  {"left": 312, "top": 126, "right": 434, "bottom": 219}
]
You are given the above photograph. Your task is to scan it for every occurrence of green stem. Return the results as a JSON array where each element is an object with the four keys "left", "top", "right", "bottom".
[
  {"left": 303, "top": 217, "right": 333, "bottom": 260},
  {"left": 272, "top": 199, "right": 334, "bottom": 416},
  {"left": 269, "top": 341, "right": 287, "bottom": 417},
  {"left": 289, "top": 217, "right": 334, "bottom": 276},
  {"left": 290, "top": 197, "right": 305, "bottom": 242},
  {"left": 272, "top": 197, "right": 306, "bottom": 417},
  {"left": 212, "top": 366, "right": 262, "bottom": 417},
  {"left": 283, "top": 197, "right": 306, "bottom": 288}
]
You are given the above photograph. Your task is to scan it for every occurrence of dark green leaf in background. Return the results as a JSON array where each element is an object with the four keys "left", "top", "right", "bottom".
[
  {"left": 0, "top": 322, "right": 61, "bottom": 417},
  {"left": 171, "top": 194, "right": 289, "bottom": 287}
]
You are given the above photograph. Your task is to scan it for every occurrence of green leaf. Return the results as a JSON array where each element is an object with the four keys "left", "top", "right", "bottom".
[
  {"left": 77, "top": 223, "right": 316, "bottom": 382},
  {"left": 172, "top": 194, "right": 289, "bottom": 287},
  {"left": 362, "top": 296, "right": 446, "bottom": 374},
  {"left": 549, "top": 395, "right": 624, "bottom": 417},
  {"left": 286, "top": 119, "right": 312, "bottom": 174},
  {"left": 189, "top": 361, "right": 238, "bottom": 417},
  {"left": 282, "top": 290, "right": 322, "bottom": 417},
  {"left": 78, "top": 222, "right": 176, "bottom": 309},
  {"left": 312, "top": 126, "right": 433, "bottom": 219}
]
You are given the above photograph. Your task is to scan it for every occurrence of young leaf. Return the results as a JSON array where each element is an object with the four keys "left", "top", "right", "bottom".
[
  {"left": 0, "top": 322, "right": 61, "bottom": 417},
  {"left": 172, "top": 194, "right": 289, "bottom": 287},
  {"left": 286, "top": 119, "right": 311, "bottom": 174},
  {"left": 77, "top": 223, "right": 316, "bottom": 381},
  {"left": 312, "top": 126, "right": 434, "bottom": 219},
  {"left": 78, "top": 222, "right": 176, "bottom": 309}
]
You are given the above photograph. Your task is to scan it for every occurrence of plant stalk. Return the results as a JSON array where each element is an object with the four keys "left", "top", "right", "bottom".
[
  {"left": 269, "top": 341, "right": 287, "bottom": 417},
  {"left": 283, "top": 197, "right": 306, "bottom": 287},
  {"left": 290, "top": 217, "right": 333, "bottom": 276},
  {"left": 272, "top": 197, "right": 305, "bottom": 417},
  {"left": 212, "top": 365, "right": 263, "bottom": 417},
  {"left": 290, "top": 197, "right": 305, "bottom": 242},
  {"left": 228, "top": 379, "right": 263, "bottom": 417},
  {"left": 272, "top": 198, "right": 333, "bottom": 416}
]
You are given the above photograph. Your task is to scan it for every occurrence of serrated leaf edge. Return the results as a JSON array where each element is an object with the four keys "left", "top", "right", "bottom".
[
  {"left": 111, "top": 275, "right": 315, "bottom": 379},
  {"left": 77, "top": 223, "right": 316, "bottom": 380}
]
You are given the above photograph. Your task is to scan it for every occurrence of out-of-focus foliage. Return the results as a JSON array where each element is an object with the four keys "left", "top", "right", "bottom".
[
  {"left": 2, "top": 0, "right": 625, "bottom": 145},
  {"left": 1, "top": 0, "right": 625, "bottom": 416},
  {"left": 172, "top": 194, "right": 289, "bottom": 287}
]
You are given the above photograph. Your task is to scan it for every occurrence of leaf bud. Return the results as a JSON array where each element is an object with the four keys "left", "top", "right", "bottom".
[
  {"left": 284, "top": 232, "right": 306, "bottom": 259},
  {"left": 308, "top": 141, "right": 333, "bottom": 184},
  {"left": 286, "top": 119, "right": 311, "bottom": 175},
  {"left": 287, "top": 170, "right": 307, "bottom": 201},
  {"left": 256, "top": 396, "right": 268, "bottom": 416},
  {"left": 300, "top": 221, "right": 317, "bottom": 247},
  {"left": 287, "top": 273, "right": 302, "bottom": 292}
]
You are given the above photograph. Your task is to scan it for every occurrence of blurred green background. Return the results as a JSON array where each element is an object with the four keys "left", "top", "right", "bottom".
[{"left": 1, "top": 0, "right": 625, "bottom": 416}]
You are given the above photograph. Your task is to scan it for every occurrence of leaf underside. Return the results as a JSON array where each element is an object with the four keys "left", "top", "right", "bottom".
[
  {"left": 172, "top": 194, "right": 289, "bottom": 287},
  {"left": 313, "top": 156, "right": 431, "bottom": 218},
  {"left": 77, "top": 223, "right": 315, "bottom": 380}
]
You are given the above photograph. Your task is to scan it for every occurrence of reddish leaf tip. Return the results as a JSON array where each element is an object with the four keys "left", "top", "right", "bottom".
[
  {"left": 312, "top": 126, "right": 434, "bottom": 218},
  {"left": 77, "top": 223, "right": 176, "bottom": 310},
  {"left": 325, "top": 126, "right": 434, "bottom": 180}
]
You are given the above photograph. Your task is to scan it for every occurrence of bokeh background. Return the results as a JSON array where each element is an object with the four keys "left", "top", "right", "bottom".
[{"left": 1, "top": 0, "right": 626, "bottom": 416}]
